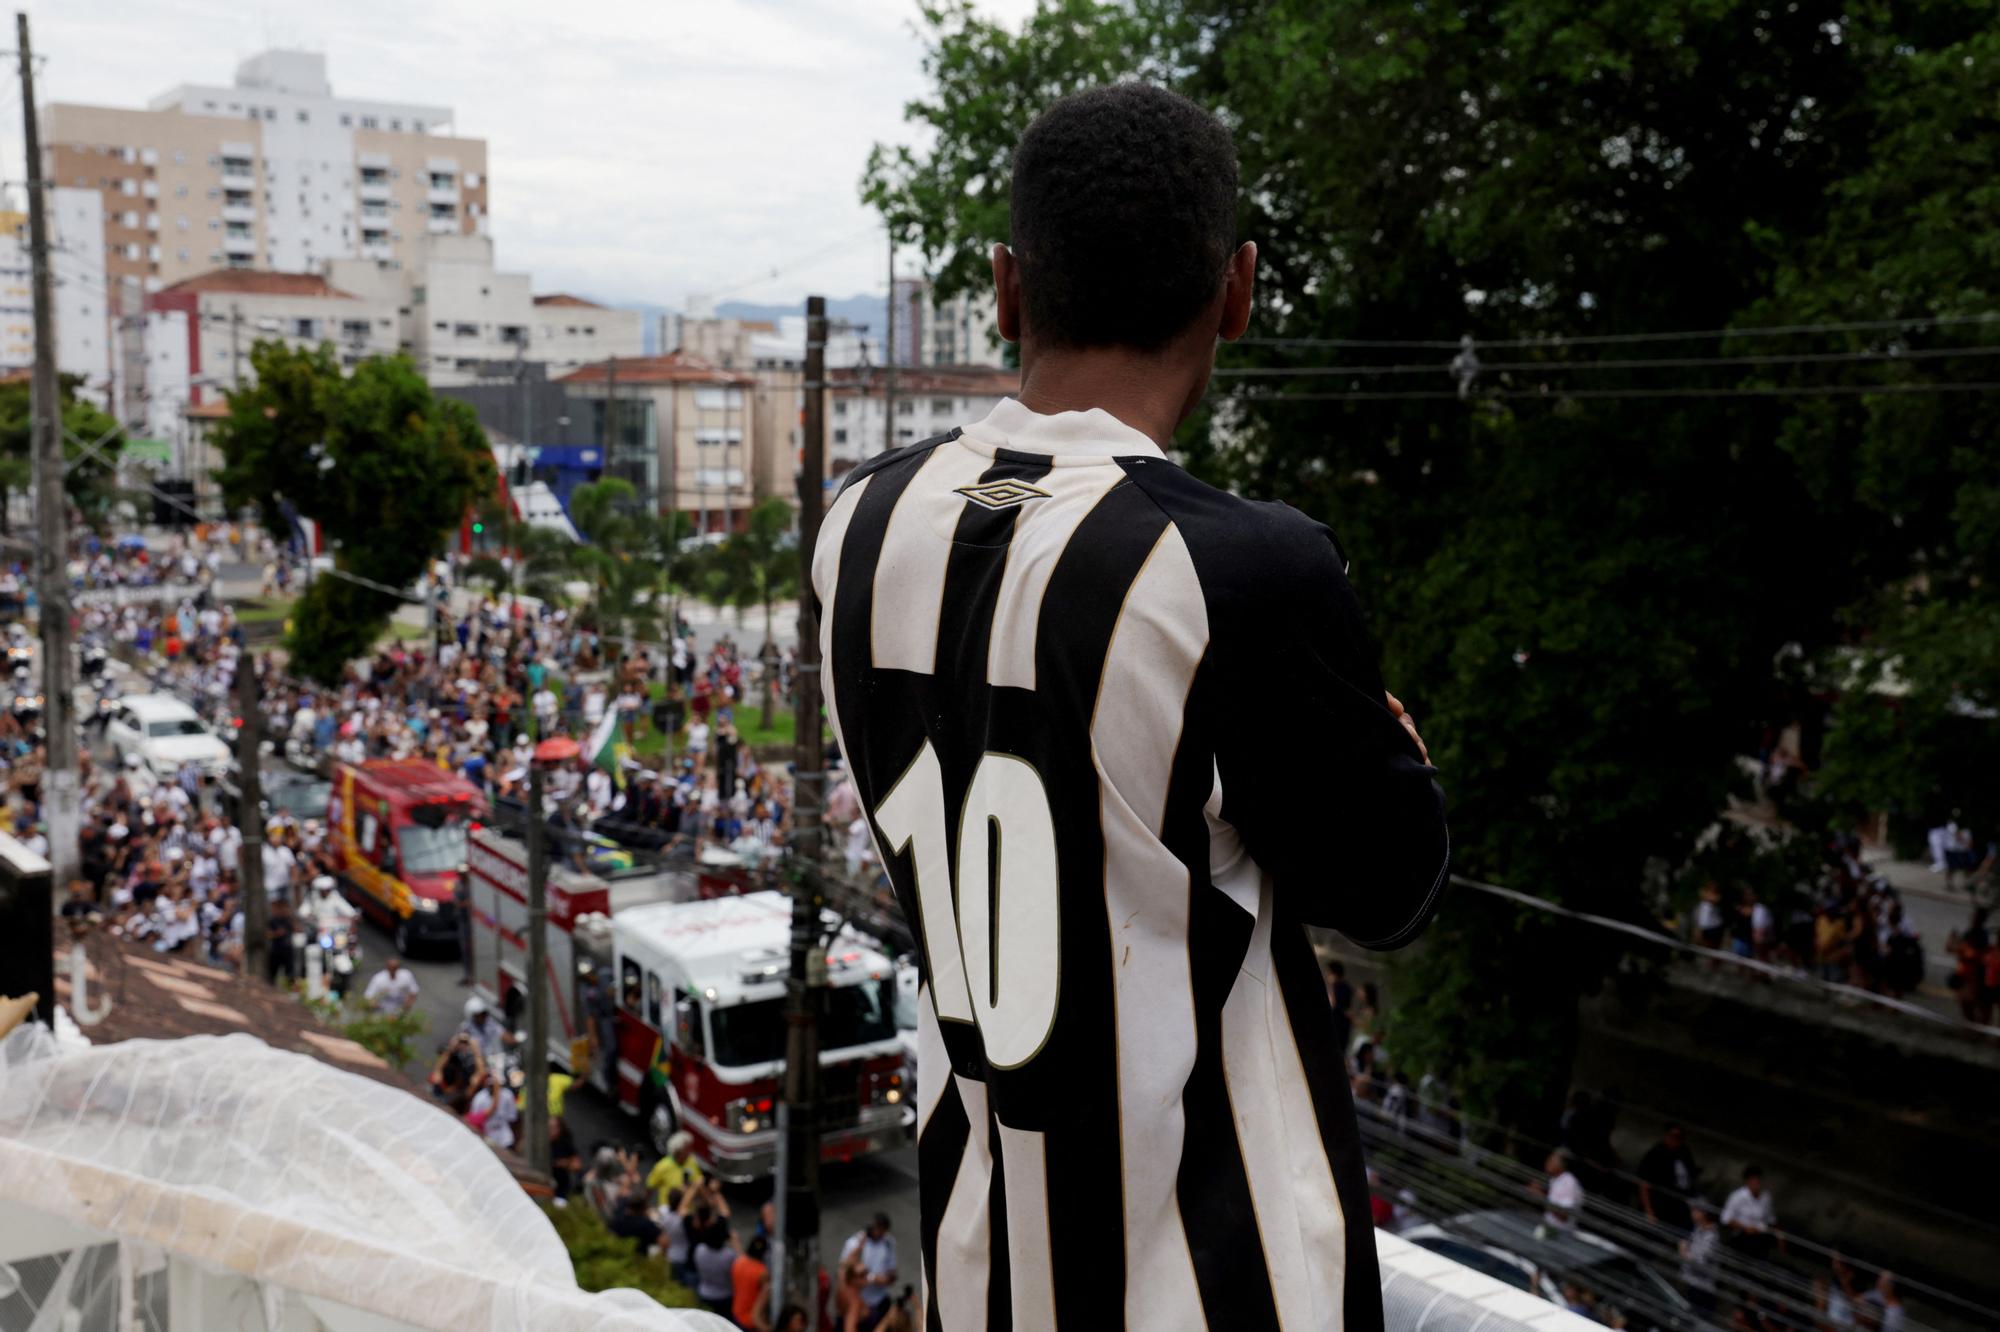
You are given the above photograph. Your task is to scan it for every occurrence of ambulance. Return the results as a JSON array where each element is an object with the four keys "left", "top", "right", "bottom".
[{"left": 465, "top": 828, "right": 912, "bottom": 1177}]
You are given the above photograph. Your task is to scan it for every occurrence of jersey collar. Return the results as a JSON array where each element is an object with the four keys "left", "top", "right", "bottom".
[{"left": 959, "top": 397, "right": 1168, "bottom": 463}]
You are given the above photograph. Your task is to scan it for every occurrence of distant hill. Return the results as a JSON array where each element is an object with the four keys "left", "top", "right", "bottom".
[{"left": 718, "top": 293, "right": 886, "bottom": 335}]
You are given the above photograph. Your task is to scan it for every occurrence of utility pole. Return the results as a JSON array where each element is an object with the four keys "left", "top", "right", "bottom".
[
  {"left": 882, "top": 233, "right": 897, "bottom": 455},
  {"left": 524, "top": 754, "right": 551, "bottom": 1177},
  {"left": 19, "top": 12, "right": 79, "bottom": 889},
  {"left": 604, "top": 354, "right": 618, "bottom": 485},
  {"left": 236, "top": 657, "right": 268, "bottom": 982},
  {"left": 774, "top": 294, "right": 830, "bottom": 1319},
  {"left": 230, "top": 304, "right": 243, "bottom": 389}
]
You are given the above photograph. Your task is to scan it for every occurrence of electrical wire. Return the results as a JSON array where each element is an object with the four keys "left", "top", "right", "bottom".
[
  {"left": 1237, "top": 312, "right": 2000, "bottom": 350},
  {"left": 1233, "top": 381, "right": 2000, "bottom": 403},
  {"left": 1213, "top": 344, "right": 2000, "bottom": 379}
]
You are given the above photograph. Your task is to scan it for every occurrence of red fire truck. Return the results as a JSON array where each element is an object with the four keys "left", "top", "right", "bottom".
[{"left": 465, "top": 829, "right": 912, "bottom": 1177}]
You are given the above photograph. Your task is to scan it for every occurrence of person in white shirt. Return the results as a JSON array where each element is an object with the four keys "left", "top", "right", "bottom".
[
  {"left": 1720, "top": 1165, "right": 1782, "bottom": 1259},
  {"left": 364, "top": 957, "right": 421, "bottom": 1014},
  {"left": 468, "top": 1069, "right": 518, "bottom": 1150},
  {"left": 260, "top": 827, "right": 298, "bottom": 901},
  {"left": 1537, "top": 1149, "right": 1585, "bottom": 1231},
  {"left": 532, "top": 687, "right": 559, "bottom": 734}
]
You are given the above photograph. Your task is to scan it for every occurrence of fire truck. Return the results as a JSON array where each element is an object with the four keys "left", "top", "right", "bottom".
[{"left": 465, "top": 828, "right": 912, "bottom": 1178}]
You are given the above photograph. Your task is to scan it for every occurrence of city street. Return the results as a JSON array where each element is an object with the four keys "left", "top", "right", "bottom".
[{"left": 344, "top": 911, "right": 921, "bottom": 1274}]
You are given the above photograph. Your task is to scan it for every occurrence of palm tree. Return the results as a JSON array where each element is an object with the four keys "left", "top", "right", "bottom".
[
  {"left": 699, "top": 498, "right": 799, "bottom": 730},
  {"left": 461, "top": 496, "right": 573, "bottom": 607}
]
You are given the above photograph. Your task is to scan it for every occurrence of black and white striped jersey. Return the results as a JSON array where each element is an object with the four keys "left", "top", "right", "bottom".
[{"left": 811, "top": 398, "right": 1449, "bottom": 1332}]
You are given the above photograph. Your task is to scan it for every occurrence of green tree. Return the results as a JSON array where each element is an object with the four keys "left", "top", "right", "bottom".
[
  {"left": 212, "top": 343, "right": 496, "bottom": 682},
  {"left": 567, "top": 478, "right": 669, "bottom": 666},
  {"left": 865, "top": 0, "right": 2000, "bottom": 1126},
  {"left": 0, "top": 372, "right": 125, "bottom": 531},
  {"left": 696, "top": 498, "right": 799, "bottom": 731}
]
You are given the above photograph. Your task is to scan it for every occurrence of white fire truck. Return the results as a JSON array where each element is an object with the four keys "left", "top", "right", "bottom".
[{"left": 465, "top": 828, "right": 912, "bottom": 1180}]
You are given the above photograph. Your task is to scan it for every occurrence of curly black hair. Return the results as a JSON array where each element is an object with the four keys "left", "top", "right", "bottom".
[{"left": 1009, "top": 83, "right": 1239, "bottom": 351}]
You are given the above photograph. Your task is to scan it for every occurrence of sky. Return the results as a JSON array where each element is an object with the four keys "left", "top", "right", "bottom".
[{"left": 8, "top": 0, "right": 1036, "bottom": 310}]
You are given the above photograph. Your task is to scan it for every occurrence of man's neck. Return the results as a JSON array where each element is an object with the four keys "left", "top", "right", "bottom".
[{"left": 1013, "top": 345, "right": 1202, "bottom": 447}]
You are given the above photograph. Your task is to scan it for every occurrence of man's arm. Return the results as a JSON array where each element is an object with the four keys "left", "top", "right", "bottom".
[{"left": 1216, "top": 510, "right": 1448, "bottom": 946}]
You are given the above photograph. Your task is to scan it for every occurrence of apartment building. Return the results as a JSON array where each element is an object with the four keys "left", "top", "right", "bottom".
[
  {"left": 888, "top": 277, "right": 1005, "bottom": 369},
  {"left": 558, "top": 352, "right": 757, "bottom": 531},
  {"left": 827, "top": 364, "right": 1018, "bottom": 473},
  {"left": 45, "top": 50, "right": 486, "bottom": 295},
  {"left": 0, "top": 190, "right": 112, "bottom": 401},
  {"left": 142, "top": 268, "right": 399, "bottom": 440},
  {"left": 327, "top": 234, "right": 642, "bottom": 385}
]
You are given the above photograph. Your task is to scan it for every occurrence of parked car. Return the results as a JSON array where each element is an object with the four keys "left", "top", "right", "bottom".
[
  {"left": 103, "top": 694, "right": 231, "bottom": 782},
  {"left": 1400, "top": 1209, "right": 1696, "bottom": 1331}
]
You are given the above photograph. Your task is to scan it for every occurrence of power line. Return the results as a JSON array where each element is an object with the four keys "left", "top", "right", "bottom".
[
  {"left": 1235, "top": 380, "right": 2000, "bottom": 404},
  {"left": 702, "top": 224, "right": 883, "bottom": 304},
  {"left": 1236, "top": 311, "right": 2000, "bottom": 350},
  {"left": 1214, "top": 344, "right": 2000, "bottom": 379}
]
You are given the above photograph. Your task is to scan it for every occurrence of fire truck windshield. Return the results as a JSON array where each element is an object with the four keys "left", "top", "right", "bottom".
[
  {"left": 708, "top": 979, "right": 898, "bottom": 1068},
  {"left": 398, "top": 819, "right": 467, "bottom": 875}
]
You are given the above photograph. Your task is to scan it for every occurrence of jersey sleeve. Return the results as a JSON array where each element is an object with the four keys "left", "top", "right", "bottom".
[{"left": 1214, "top": 506, "right": 1449, "bottom": 948}]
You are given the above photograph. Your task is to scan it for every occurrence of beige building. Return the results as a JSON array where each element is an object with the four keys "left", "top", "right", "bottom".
[
  {"left": 559, "top": 353, "right": 758, "bottom": 532},
  {"left": 44, "top": 50, "right": 485, "bottom": 297},
  {"left": 325, "top": 235, "right": 642, "bottom": 385}
]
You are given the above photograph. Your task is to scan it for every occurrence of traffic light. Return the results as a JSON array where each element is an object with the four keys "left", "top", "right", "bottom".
[{"left": 471, "top": 520, "right": 485, "bottom": 535}]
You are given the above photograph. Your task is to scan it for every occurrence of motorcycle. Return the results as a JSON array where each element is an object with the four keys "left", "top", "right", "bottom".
[
  {"left": 80, "top": 641, "right": 108, "bottom": 679},
  {"left": 9, "top": 688, "right": 43, "bottom": 729}
]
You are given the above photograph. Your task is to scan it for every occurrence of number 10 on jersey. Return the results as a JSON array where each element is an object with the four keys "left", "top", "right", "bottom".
[{"left": 874, "top": 740, "right": 1061, "bottom": 1069}]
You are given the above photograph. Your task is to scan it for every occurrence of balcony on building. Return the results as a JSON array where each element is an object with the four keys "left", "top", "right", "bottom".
[
  {"left": 222, "top": 231, "right": 256, "bottom": 256},
  {"left": 220, "top": 156, "right": 255, "bottom": 189},
  {"left": 426, "top": 204, "right": 458, "bottom": 235},
  {"left": 426, "top": 172, "right": 457, "bottom": 205},
  {"left": 221, "top": 203, "right": 257, "bottom": 225}
]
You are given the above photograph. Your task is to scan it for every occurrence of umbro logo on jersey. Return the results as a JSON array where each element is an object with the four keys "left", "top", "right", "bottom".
[{"left": 956, "top": 479, "right": 1052, "bottom": 510}]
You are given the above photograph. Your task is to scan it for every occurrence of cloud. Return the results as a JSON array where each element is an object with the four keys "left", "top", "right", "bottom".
[{"left": 13, "top": 0, "right": 1038, "bottom": 308}]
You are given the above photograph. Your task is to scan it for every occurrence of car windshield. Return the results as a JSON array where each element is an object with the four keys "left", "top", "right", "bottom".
[
  {"left": 397, "top": 819, "right": 467, "bottom": 875},
  {"left": 270, "top": 779, "right": 331, "bottom": 819},
  {"left": 710, "top": 979, "right": 897, "bottom": 1068},
  {"left": 146, "top": 718, "right": 208, "bottom": 738}
]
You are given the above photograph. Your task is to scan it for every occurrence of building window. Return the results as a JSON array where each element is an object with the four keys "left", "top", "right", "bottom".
[
  {"left": 428, "top": 171, "right": 454, "bottom": 190},
  {"left": 693, "top": 387, "right": 745, "bottom": 410},
  {"left": 498, "top": 325, "right": 526, "bottom": 346},
  {"left": 297, "top": 109, "right": 309, "bottom": 123},
  {"left": 173, "top": 150, "right": 187, "bottom": 166},
  {"left": 453, "top": 323, "right": 478, "bottom": 338},
  {"left": 833, "top": 428, "right": 848, "bottom": 444},
  {"left": 898, "top": 427, "right": 915, "bottom": 441},
  {"left": 340, "top": 113, "right": 352, "bottom": 127},
  {"left": 293, "top": 319, "right": 316, "bottom": 338},
  {"left": 833, "top": 400, "right": 847, "bottom": 417},
  {"left": 931, "top": 397, "right": 953, "bottom": 415},
  {"left": 360, "top": 116, "right": 378, "bottom": 130},
  {"left": 897, "top": 399, "right": 915, "bottom": 415},
  {"left": 390, "top": 118, "right": 402, "bottom": 131},
  {"left": 176, "top": 248, "right": 189, "bottom": 263}
]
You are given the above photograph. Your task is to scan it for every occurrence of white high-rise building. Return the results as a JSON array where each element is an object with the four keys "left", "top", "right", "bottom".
[
  {"left": 0, "top": 188, "right": 112, "bottom": 404},
  {"left": 46, "top": 50, "right": 487, "bottom": 294}
]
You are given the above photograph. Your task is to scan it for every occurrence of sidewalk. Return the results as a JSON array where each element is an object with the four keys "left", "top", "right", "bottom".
[{"left": 1862, "top": 846, "right": 1985, "bottom": 995}]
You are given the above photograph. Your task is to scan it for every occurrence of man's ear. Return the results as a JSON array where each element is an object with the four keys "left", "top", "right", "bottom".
[
  {"left": 992, "top": 243, "right": 1021, "bottom": 343},
  {"left": 1218, "top": 241, "right": 1257, "bottom": 343}
]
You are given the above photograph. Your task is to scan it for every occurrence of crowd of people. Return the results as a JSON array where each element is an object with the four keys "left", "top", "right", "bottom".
[{"left": 569, "top": 1132, "right": 915, "bottom": 1331}]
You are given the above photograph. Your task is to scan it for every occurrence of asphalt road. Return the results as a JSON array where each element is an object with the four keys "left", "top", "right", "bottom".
[{"left": 346, "top": 913, "right": 922, "bottom": 1278}]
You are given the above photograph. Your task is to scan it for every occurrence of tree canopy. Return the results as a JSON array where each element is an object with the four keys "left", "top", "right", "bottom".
[
  {"left": 863, "top": 0, "right": 2000, "bottom": 1121},
  {"left": 211, "top": 343, "right": 496, "bottom": 682},
  {"left": 0, "top": 372, "right": 125, "bottom": 529}
]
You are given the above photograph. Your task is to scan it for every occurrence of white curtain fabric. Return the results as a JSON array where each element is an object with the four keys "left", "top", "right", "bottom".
[{"left": 0, "top": 1025, "right": 733, "bottom": 1332}]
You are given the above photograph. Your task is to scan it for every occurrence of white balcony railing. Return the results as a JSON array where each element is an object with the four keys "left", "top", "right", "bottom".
[
  {"left": 425, "top": 217, "right": 458, "bottom": 235},
  {"left": 220, "top": 204, "right": 256, "bottom": 225}
]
